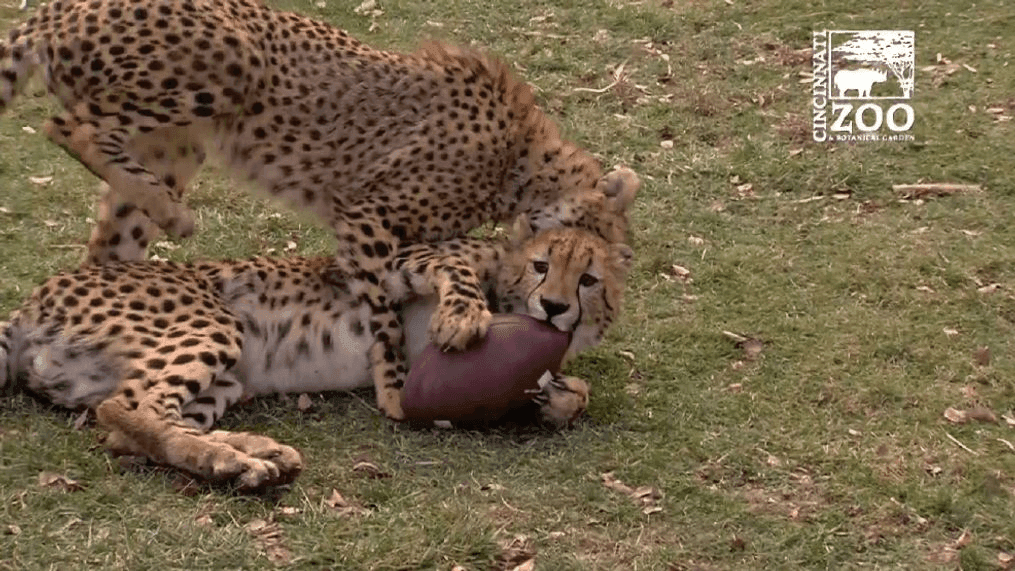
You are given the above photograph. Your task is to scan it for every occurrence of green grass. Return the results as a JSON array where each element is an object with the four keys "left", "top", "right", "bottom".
[{"left": 3, "top": 0, "right": 1015, "bottom": 569}]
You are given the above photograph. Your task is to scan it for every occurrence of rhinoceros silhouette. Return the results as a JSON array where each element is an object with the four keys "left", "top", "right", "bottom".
[{"left": 834, "top": 68, "right": 888, "bottom": 98}]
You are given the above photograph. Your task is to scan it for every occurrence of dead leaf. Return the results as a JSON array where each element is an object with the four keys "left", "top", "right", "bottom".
[
  {"left": 1003, "top": 413, "right": 1015, "bottom": 428},
  {"left": 38, "top": 472, "right": 85, "bottom": 492},
  {"left": 659, "top": 139, "right": 674, "bottom": 149},
  {"left": 953, "top": 528, "right": 973, "bottom": 549},
  {"left": 4, "top": 525, "right": 21, "bottom": 536},
  {"left": 509, "top": 560, "right": 535, "bottom": 571},
  {"left": 195, "top": 514, "right": 214, "bottom": 527},
  {"left": 974, "top": 346, "right": 991, "bottom": 366},
  {"left": 967, "top": 406, "right": 998, "bottom": 424},
  {"left": 943, "top": 327, "right": 959, "bottom": 336},
  {"left": 943, "top": 407, "right": 968, "bottom": 424},
  {"left": 741, "top": 338, "right": 764, "bottom": 360},
  {"left": 325, "top": 488, "right": 350, "bottom": 509},
  {"left": 893, "top": 183, "right": 981, "bottom": 199},
  {"left": 297, "top": 393, "right": 313, "bottom": 412},
  {"left": 999, "top": 551, "right": 1014, "bottom": 569},
  {"left": 324, "top": 488, "right": 367, "bottom": 516},
  {"left": 72, "top": 409, "right": 92, "bottom": 430},
  {"left": 246, "top": 518, "right": 291, "bottom": 564},
  {"left": 723, "top": 331, "right": 764, "bottom": 360},
  {"left": 669, "top": 264, "right": 691, "bottom": 280},
  {"left": 977, "top": 283, "right": 1001, "bottom": 294},
  {"left": 600, "top": 472, "right": 663, "bottom": 514},
  {"left": 28, "top": 175, "right": 53, "bottom": 185},
  {"left": 352, "top": 460, "right": 391, "bottom": 479},
  {"left": 497, "top": 534, "right": 536, "bottom": 571},
  {"left": 171, "top": 473, "right": 202, "bottom": 497},
  {"left": 276, "top": 506, "right": 302, "bottom": 518}
]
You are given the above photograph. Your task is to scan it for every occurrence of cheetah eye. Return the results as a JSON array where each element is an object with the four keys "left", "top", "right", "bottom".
[
  {"left": 532, "top": 261, "right": 549, "bottom": 274},
  {"left": 579, "top": 274, "right": 599, "bottom": 287}
]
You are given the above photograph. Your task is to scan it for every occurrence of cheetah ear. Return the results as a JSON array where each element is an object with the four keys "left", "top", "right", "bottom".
[
  {"left": 611, "top": 243, "right": 635, "bottom": 274},
  {"left": 510, "top": 214, "right": 535, "bottom": 246},
  {"left": 596, "top": 167, "right": 640, "bottom": 215}
]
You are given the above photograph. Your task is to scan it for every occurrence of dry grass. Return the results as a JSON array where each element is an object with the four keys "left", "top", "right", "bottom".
[{"left": 2, "top": 0, "right": 1015, "bottom": 569}]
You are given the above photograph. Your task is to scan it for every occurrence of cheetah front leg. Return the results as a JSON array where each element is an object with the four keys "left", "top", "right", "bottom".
[
  {"left": 399, "top": 252, "right": 493, "bottom": 351},
  {"left": 324, "top": 205, "right": 410, "bottom": 419},
  {"left": 528, "top": 374, "right": 589, "bottom": 428},
  {"left": 44, "top": 113, "right": 197, "bottom": 263}
]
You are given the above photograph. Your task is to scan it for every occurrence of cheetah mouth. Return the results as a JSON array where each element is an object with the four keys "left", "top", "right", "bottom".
[{"left": 544, "top": 316, "right": 578, "bottom": 334}]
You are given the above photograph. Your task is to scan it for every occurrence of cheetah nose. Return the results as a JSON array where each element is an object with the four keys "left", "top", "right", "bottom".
[{"left": 539, "top": 297, "right": 570, "bottom": 319}]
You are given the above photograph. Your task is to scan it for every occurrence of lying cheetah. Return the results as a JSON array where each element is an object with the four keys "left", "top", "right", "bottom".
[
  {"left": 0, "top": 0, "right": 638, "bottom": 419},
  {"left": 0, "top": 217, "right": 635, "bottom": 490}
]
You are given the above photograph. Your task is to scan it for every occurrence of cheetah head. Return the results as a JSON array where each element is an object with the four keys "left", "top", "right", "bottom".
[
  {"left": 497, "top": 216, "right": 634, "bottom": 362},
  {"left": 526, "top": 167, "right": 640, "bottom": 244}
]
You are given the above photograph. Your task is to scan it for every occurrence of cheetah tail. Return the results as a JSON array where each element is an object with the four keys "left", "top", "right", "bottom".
[{"left": 0, "top": 21, "right": 45, "bottom": 115}]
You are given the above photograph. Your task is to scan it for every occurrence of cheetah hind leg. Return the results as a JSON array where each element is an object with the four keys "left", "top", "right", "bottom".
[
  {"left": 178, "top": 371, "right": 304, "bottom": 486},
  {"left": 96, "top": 349, "right": 301, "bottom": 491},
  {"left": 82, "top": 184, "right": 161, "bottom": 265},
  {"left": 43, "top": 113, "right": 196, "bottom": 255},
  {"left": 79, "top": 130, "right": 206, "bottom": 264},
  {"left": 99, "top": 395, "right": 302, "bottom": 491}
]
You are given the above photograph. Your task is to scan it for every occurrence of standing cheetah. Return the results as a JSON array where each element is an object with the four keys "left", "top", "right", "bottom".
[{"left": 0, "top": 0, "right": 638, "bottom": 418}]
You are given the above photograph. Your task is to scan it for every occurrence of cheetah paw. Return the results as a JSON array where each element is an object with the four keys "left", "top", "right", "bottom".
[
  {"left": 429, "top": 299, "right": 492, "bottom": 351},
  {"left": 377, "top": 389, "right": 406, "bottom": 421},
  {"left": 531, "top": 374, "right": 589, "bottom": 428},
  {"left": 159, "top": 204, "right": 196, "bottom": 238},
  {"left": 206, "top": 431, "right": 303, "bottom": 489}
]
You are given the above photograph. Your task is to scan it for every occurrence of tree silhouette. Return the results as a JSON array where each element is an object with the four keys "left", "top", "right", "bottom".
[{"left": 833, "top": 32, "right": 914, "bottom": 98}]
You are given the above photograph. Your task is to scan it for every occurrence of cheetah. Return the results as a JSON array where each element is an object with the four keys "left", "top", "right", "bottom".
[
  {"left": 0, "top": 0, "right": 638, "bottom": 419},
  {"left": 0, "top": 213, "right": 635, "bottom": 490}
]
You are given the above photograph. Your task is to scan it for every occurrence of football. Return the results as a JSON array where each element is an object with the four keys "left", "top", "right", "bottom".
[{"left": 401, "top": 314, "right": 571, "bottom": 424}]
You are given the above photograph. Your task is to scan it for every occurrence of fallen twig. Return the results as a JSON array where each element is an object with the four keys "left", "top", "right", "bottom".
[{"left": 945, "top": 432, "right": 979, "bottom": 455}]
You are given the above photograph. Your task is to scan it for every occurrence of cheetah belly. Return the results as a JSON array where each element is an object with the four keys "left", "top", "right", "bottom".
[
  {"left": 233, "top": 297, "right": 436, "bottom": 397},
  {"left": 401, "top": 297, "right": 439, "bottom": 366},
  {"left": 235, "top": 304, "right": 376, "bottom": 396}
]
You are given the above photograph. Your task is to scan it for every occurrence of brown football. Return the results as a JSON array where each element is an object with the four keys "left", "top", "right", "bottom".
[{"left": 401, "top": 314, "right": 571, "bottom": 424}]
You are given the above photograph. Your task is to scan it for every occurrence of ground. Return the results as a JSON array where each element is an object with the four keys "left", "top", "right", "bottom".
[{"left": 2, "top": 0, "right": 1015, "bottom": 569}]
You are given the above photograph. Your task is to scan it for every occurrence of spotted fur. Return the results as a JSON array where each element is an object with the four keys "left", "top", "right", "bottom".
[
  {"left": 0, "top": 218, "right": 634, "bottom": 489},
  {"left": 0, "top": 0, "right": 638, "bottom": 419}
]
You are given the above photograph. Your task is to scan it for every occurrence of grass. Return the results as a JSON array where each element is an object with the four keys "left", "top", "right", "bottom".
[{"left": 2, "top": 0, "right": 1015, "bottom": 568}]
